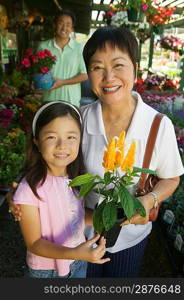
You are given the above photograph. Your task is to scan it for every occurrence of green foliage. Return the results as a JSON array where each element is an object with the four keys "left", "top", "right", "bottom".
[
  {"left": 0, "top": 129, "right": 26, "bottom": 187},
  {"left": 4, "top": 69, "right": 29, "bottom": 89},
  {"left": 166, "top": 112, "right": 184, "bottom": 129},
  {"left": 69, "top": 167, "right": 154, "bottom": 234}
]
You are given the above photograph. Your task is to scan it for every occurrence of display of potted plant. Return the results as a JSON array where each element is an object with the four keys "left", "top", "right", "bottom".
[
  {"left": 0, "top": 79, "right": 42, "bottom": 191},
  {"left": 17, "top": 48, "right": 57, "bottom": 90},
  {"left": 159, "top": 36, "right": 184, "bottom": 53},
  {"left": 103, "top": 1, "right": 175, "bottom": 27},
  {"left": 69, "top": 130, "right": 156, "bottom": 247},
  {"left": 146, "top": 5, "right": 176, "bottom": 25}
]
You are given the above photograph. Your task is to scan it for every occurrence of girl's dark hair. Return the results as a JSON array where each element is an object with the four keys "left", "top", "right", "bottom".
[
  {"left": 54, "top": 9, "right": 76, "bottom": 27},
  {"left": 83, "top": 26, "right": 138, "bottom": 77},
  {"left": 21, "top": 101, "right": 84, "bottom": 199}
]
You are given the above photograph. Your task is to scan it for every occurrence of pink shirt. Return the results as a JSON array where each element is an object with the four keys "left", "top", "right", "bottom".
[{"left": 13, "top": 175, "right": 86, "bottom": 276}]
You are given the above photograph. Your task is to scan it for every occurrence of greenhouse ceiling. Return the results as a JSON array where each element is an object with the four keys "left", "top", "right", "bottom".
[
  {"left": 91, "top": 0, "right": 184, "bottom": 29},
  {"left": 1, "top": 0, "right": 184, "bottom": 34}
]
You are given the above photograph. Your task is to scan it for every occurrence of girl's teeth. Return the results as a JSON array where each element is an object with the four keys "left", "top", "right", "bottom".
[{"left": 55, "top": 154, "right": 68, "bottom": 158}]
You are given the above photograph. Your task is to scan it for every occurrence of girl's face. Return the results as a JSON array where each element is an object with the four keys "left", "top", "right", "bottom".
[
  {"left": 88, "top": 43, "right": 136, "bottom": 106},
  {"left": 35, "top": 115, "right": 81, "bottom": 176},
  {"left": 55, "top": 14, "right": 73, "bottom": 40}
]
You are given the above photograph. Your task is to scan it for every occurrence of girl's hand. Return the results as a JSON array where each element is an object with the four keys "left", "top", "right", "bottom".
[
  {"left": 75, "top": 235, "right": 110, "bottom": 264},
  {"left": 6, "top": 183, "right": 21, "bottom": 221}
]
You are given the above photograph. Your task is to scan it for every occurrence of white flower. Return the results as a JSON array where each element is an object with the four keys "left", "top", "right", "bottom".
[{"left": 111, "top": 11, "right": 128, "bottom": 27}]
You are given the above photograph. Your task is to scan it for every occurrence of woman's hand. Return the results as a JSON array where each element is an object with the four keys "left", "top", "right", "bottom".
[
  {"left": 121, "top": 194, "right": 154, "bottom": 226},
  {"left": 75, "top": 235, "right": 110, "bottom": 264},
  {"left": 6, "top": 182, "right": 21, "bottom": 221}
]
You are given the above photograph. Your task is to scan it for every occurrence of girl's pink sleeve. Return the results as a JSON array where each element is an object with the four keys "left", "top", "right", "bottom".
[{"left": 13, "top": 178, "right": 39, "bottom": 207}]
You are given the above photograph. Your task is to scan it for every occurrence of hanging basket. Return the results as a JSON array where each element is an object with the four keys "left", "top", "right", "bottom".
[
  {"left": 33, "top": 70, "right": 54, "bottom": 90},
  {"left": 127, "top": 9, "right": 144, "bottom": 22},
  {"left": 127, "top": 8, "right": 138, "bottom": 22}
]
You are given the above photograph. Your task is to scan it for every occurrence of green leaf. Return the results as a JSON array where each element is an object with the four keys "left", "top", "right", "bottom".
[
  {"left": 118, "top": 185, "right": 146, "bottom": 219},
  {"left": 102, "top": 201, "right": 117, "bottom": 231},
  {"left": 133, "top": 167, "right": 157, "bottom": 175},
  {"left": 79, "top": 181, "right": 98, "bottom": 198},
  {"left": 103, "top": 172, "right": 112, "bottom": 185},
  {"left": 93, "top": 201, "right": 106, "bottom": 234},
  {"left": 69, "top": 173, "right": 95, "bottom": 187},
  {"left": 118, "top": 186, "right": 135, "bottom": 220}
]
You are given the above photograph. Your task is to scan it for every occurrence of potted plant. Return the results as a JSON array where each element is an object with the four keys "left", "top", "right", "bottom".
[
  {"left": 17, "top": 48, "right": 56, "bottom": 90},
  {"left": 159, "top": 36, "right": 184, "bottom": 53},
  {"left": 69, "top": 130, "right": 156, "bottom": 247}
]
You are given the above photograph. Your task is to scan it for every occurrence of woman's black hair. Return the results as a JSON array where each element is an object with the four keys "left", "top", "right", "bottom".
[
  {"left": 21, "top": 101, "right": 84, "bottom": 199},
  {"left": 83, "top": 26, "right": 138, "bottom": 77},
  {"left": 54, "top": 9, "right": 76, "bottom": 27}
]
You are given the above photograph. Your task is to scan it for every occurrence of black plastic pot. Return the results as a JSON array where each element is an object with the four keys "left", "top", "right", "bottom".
[{"left": 98, "top": 208, "right": 127, "bottom": 248}]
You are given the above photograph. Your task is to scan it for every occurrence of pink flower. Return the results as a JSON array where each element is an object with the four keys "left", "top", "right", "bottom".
[
  {"left": 25, "top": 48, "right": 32, "bottom": 56},
  {"left": 107, "top": 11, "right": 114, "bottom": 17},
  {"left": 44, "top": 49, "right": 52, "bottom": 56},
  {"left": 41, "top": 66, "right": 49, "bottom": 73},
  {"left": 21, "top": 57, "right": 31, "bottom": 68},
  {"left": 18, "top": 48, "right": 56, "bottom": 75},
  {"left": 141, "top": 3, "right": 148, "bottom": 11},
  {"left": 37, "top": 51, "right": 46, "bottom": 59},
  {"left": 31, "top": 55, "right": 38, "bottom": 64},
  {"left": 0, "top": 109, "right": 14, "bottom": 123}
]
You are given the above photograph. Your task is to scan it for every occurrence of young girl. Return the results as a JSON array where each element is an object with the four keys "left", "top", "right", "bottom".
[{"left": 13, "top": 101, "right": 110, "bottom": 278}]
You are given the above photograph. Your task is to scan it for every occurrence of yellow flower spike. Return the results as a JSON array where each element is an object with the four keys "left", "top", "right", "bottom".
[
  {"left": 115, "top": 131, "right": 125, "bottom": 168},
  {"left": 102, "top": 149, "right": 108, "bottom": 169},
  {"left": 106, "top": 149, "right": 116, "bottom": 171},
  {"left": 121, "top": 141, "right": 136, "bottom": 173},
  {"left": 103, "top": 137, "right": 117, "bottom": 172},
  {"left": 107, "top": 137, "right": 117, "bottom": 152},
  {"left": 115, "top": 150, "right": 122, "bottom": 168},
  {"left": 116, "top": 130, "right": 125, "bottom": 148}
]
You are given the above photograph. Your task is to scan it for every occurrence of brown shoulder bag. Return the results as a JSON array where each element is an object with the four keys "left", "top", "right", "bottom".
[{"left": 135, "top": 113, "right": 164, "bottom": 222}]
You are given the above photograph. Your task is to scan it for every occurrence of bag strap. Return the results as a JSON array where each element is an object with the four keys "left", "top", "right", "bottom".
[{"left": 138, "top": 113, "right": 164, "bottom": 191}]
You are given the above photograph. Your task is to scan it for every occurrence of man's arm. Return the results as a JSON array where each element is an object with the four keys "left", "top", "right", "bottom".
[{"left": 51, "top": 73, "right": 88, "bottom": 90}]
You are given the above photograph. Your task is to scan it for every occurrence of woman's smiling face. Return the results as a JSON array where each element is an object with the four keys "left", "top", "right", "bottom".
[{"left": 88, "top": 43, "right": 136, "bottom": 105}]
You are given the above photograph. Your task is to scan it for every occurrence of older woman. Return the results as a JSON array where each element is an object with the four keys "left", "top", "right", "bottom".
[
  {"left": 81, "top": 27, "right": 184, "bottom": 277},
  {"left": 9, "top": 27, "right": 184, "bottom": 278}
]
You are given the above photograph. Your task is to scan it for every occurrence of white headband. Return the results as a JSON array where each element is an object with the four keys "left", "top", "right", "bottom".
[{"left": 32, "top": 101, "right": 82, "bottom": 137}]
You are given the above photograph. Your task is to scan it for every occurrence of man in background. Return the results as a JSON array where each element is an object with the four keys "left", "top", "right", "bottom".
[{"left": 38, "top": 9, "right": 88, "bottom": 106}]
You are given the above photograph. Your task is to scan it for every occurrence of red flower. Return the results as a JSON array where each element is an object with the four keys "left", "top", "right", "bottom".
[
  {"left": 25, "top": 48, "right": 33, "bottom": 56},
  {"left": 18, "top": 48, "right": 56, "bottom": 76},
  {"left": 21, "top": 57, "right": 31, "bottom": 68},
  {"left": 141, "top": 3, "right": 148, "bottom": 11},
  {"left": 40, "top": 66, "right": 49, "bottom": 73}
]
